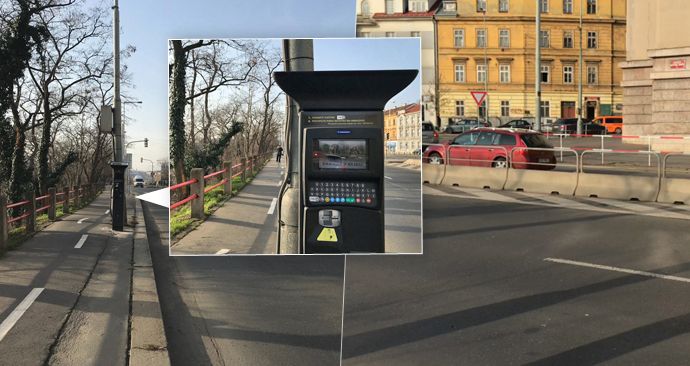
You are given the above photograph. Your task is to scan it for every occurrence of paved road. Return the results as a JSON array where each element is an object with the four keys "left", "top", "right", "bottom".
[
  {"left": 172, "top": 160, "right": 422, "bottom": 254},
  {"left": 143, "top": 199, "right": 345, "bottom": 365},
  {"left": 341, "top": 185, "right": 690, "bottom": 365},
  {"left": 172, "top": 160, "right": 285, "bottom": 255},
  {"left": 0, "top": 190, "right": 134, "bottom": 366}
]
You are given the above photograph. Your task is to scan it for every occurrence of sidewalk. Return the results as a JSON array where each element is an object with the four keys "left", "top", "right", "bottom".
[
  {"left": 171, "top": 160, "right": 285, "bottom": 255},
  {"left": 0, "top": 190, "right": 169, "bottom": 365}
]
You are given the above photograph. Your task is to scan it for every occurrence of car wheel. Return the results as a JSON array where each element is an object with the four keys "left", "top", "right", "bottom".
[
  {"left": 615, "top": 127, "right": 622, "bottom": 135},
  {"left": 428, "top": 153, "right": 443, "bottom": 165},
  {"left": 492, "top": 157, "right": 508, "bottom": 169}
]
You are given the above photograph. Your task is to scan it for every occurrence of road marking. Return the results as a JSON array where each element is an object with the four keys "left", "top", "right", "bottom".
[
  {"left": 277, "top": 180, "right": 282, "bottom": 187},
  {"left": 384, "top": 176, "right": 393, "bottom": 180},
  {"left": 74, "top": 234, "right": 88, "bottom": 249},
  {"left": 77, "top": 217, "right": 88, "bottom": 224},
  {"left": 267, "top": 198, "right": 278, "bottom": 215},
  {"left": 105, "top": 209, "right": 110, "bottom": 215},
  {"left": 0, "top": 288, "right": 44, "bottom": 342},
  {"left": 544, "top": 258, "right": 690, "bottom": 284},
  {"left": 215, "top": 249, "right": 230, "bottom": 255}
]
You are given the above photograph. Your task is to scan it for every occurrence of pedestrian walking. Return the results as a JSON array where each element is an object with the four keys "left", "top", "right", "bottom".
[{"left": 276, "top": 146, "right": 284, "bottom": 162}]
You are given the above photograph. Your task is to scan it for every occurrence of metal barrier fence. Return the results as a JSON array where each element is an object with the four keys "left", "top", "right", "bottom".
[
  {"left": 422, "top": 145, "right": 690, "bottom": 204},
  {"left": 1, "top": 184, "right": 102, "bottom": 250},
  {"left": 170, "top": 153, "right": 272, "bottom": 218}
]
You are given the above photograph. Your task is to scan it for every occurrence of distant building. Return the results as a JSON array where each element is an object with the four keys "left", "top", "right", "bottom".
[
  {"left": 357, "top": 0, "right": 441, "bottom": 124},
  {"left": 384, "top": 104, "right": 410, "bottom": 152},
  {"left": 397, "top": 103, "right": 422, "bottom": 154},
  {"left": 621, "top": 0, "right": 690, "bottom": 139},
  {"left": 436, "top": 0, "right": 626, "bottom": 127}
]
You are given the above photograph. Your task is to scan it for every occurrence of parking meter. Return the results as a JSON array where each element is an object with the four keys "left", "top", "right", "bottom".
[
  {"left": 110, "top": 161, "right": 128, "bottom": 231},
  {"left": 274, "top": 70, "right": 417, "bottom": 253}
]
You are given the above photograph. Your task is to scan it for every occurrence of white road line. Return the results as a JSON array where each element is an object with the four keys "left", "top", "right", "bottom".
[
  {"left": 384, "top": 176, "right": 393, "bottom": 180},
  {"left": 105, "top": 209, "right": 110, "bottom": 215},
  {"left": 215, "top": 249, "right": 230, "bottom": 255},
  {"left": 0, "top": 288, "right": 44, "bottom": 342},
  {"left": 74, "top": 234, "right": 88, "bottom": 249},
  {"left": 544, "top": 258, "right": 690, "bottom": 284},
  {"left": 77, "top": 217, "right": 88, "bottom": 224},
  {"left": 267, "top": 198, "right": 278, "bottom": 215}
]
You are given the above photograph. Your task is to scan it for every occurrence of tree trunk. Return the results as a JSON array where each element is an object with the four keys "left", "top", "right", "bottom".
[
  {"left": 38, "top": 82, "right": 51, "bottom": 193},
  {"left": 169, "top": 40, "right": 188, "bottom": 187}
]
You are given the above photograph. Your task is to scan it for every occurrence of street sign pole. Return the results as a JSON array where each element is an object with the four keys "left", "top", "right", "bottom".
[{"left": 535, "top": 0, "right": 542, "bottom": 132}]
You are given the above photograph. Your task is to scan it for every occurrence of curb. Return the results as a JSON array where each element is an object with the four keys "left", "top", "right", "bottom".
[{"left": 129, "top": 199, "right": 170, "bottom": 366}]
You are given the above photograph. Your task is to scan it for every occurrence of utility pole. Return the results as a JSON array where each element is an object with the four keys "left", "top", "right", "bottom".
[
  {"left": 535, "top": 0, "right": 542, "bottom": 131},
  {"left": 278, "top": 39, "right": 314, "bottom": 254},
  {"left": 577, "top": 0, "right": 584, "bottom": 135},
  {"left": 109, "top": 0, "right": 127, "bottom": 230}
]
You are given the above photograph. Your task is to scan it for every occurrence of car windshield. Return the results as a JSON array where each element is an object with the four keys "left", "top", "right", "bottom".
[
  {"left": 521, "top": 134, "right": 551, "bottom": 148},
  {"left": 422, "top": 124, "right": 434, "bottom": 131}
]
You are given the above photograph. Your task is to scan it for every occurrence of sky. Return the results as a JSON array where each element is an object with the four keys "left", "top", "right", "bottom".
[{"left": 83, "top": 0, "right": 419, "bottom": 170}]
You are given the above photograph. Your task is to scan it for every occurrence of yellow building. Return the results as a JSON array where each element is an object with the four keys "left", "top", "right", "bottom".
[
  {"left": 436, "top": 0, "right": 626, "bottom": 126},
  {"left": 384, "top": 104, "right": 409, "bottom": 152}
]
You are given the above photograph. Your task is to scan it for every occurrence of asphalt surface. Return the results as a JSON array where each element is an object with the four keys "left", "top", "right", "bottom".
[
  {"left": 142, "top": 199, "right": 345, "bottom": 365},
  {"left": 172, "top": 160, "right": 422, "bottom": 254},
  {"left": 340, "top": 186, "right": 690, "bottom": 365},
  {"left": 0, "top": 189, "right": 133, "bottom": 366}
]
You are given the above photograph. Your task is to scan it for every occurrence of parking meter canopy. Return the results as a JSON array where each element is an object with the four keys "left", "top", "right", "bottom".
[{"left": 275, "top": 70, "right": 418, "bottom": 254}]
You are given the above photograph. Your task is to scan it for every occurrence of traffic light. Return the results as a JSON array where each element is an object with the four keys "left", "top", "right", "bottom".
[
  {"left": 144, "top": 138, "right": 148, "bottom": 147},
  {"left": 140, "top": 157, "right": 143, "bottom": 163}
]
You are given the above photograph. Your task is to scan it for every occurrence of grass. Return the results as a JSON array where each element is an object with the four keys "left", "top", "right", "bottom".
[{"left": 170, "top": 167, "right": 263, "bottom": 239}]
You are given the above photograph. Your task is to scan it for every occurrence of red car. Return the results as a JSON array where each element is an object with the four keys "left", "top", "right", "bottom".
[{"left": 423, "top": 128, "right": 557, "bottom": 170}]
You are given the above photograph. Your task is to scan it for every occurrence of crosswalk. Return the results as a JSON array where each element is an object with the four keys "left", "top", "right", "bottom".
[{"left": 423, "top": 184, "right": 690, "bottom": 221}]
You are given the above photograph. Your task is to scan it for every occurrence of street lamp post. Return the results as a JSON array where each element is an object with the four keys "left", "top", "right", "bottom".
[
  {"left": 109, "top": 0, "right": 127, "bottom": 231},
  {"left": 483, "top": 9, "right": 489, "bottom": 124},
  {"left": 535, "top": 0, "right": 542, "bottom": 132},
  {"left": 577, "top": 0, "right": 584, "bottom": 135}
]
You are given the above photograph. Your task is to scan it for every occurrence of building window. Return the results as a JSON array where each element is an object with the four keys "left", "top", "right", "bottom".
[
  {"left": 540, "top": 0, "right": 549, "bottom": 13},
  {"left": 455, "top": 63, "right": 466, "bottom": 82},
  {"left": 587, "top": 31, "right": 598, "bottom": 48},
  {"left": 456, "top": 100, "right": 465, "bottom": 116},
  {"left": 411, "top": 31, "right": 421, "bottom": 37},
  {"left": 478, "top": 101, "right": 487, "bottom": 119},
  {"left": 501, "top": 101, "right": 510, "bottom": 117},
  {"left": 385, "top": 32, "right": 395, "bottom": 38},
  {"left": 541, "top": 65, "right": 550, "bottom": 83},
  {"left": 499, "top": 64, "right": 511, "bottom": 83},
  {"left": 499, "top": 29, "right": 510, "bottom": 48},
  {"left": 540, "top": 30, "right": 550, "bottom": 48},
  {"left": 563, "top": 0, "right": 573, "bottom": 14},
  {"left": 587, "top": 0, "right": 597, "bottom": 14},
  {"left": 477, "top": 63, "right": 487, "bottom": 83},
  {"left": 499, "top": 0, "right": 509, "bottom": 12},
  {"left": 476, "top": 28, "right": 487, "bottom": 48},
  {"left": 540, "top": 101, "right": 551, "bottom": 117},
  {"left": 361, "top": 0, "right": 370, "bottom": 16},
  {"left": 385, "top": 0, "right": 394, "bottom": 14},
  {"left": 563, "top": 65, "right": 574, "bottom": 84},
  {"left": 443, "top": 1, "right": 457, "bottom": 12},
  {"left": 477, "top": 0, "right": 487, "bottom": 12},
  {"left": 409, "top": 0, "right": 426, "bottom": 12},
  {"left": 563, "top": 31, "right": 574, "bottom": 48},
  {"left": 454, "top": 29, "right": 465, "bottom": 48},
  {"left": 587, "top": 64, "right": 598, "bottom": 84},
  {"left": 360, "top": 32, "right": 371, "bottom": 38}
]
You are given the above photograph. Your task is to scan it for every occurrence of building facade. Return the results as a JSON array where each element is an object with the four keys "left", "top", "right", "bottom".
[
  {"left": 397, "top": 103, "right": 422, "bottom": 153},
  {"left": 436, "top": 0, "right": 626, "bottom": 127},
  {"left": 384, "top": 105, "right": 404, "bottom": 152},
  {"left": 357, "top": 0, "right": 440, "bottom": 123},
  {"left": 621, "top": 0, "right": 690, "bottom": 138}
]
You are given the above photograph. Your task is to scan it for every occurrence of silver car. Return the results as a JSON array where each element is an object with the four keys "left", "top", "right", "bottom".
[{"left": 422, "top": 122, "right": 438, "bottom": 144}]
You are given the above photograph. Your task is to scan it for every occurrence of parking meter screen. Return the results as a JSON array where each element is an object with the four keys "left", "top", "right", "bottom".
[{"left": 312, "top": 139, "right": 368, "bottom": 171}]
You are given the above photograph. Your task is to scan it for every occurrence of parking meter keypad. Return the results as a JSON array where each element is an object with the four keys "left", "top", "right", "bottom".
[{"left": 308, "top": 181, "right": 377, "bottom": 207}]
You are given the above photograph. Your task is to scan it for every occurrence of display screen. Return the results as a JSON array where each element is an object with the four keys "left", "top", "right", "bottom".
[{"left": 312, "top": 139, "right": 368, "bottom": 170}]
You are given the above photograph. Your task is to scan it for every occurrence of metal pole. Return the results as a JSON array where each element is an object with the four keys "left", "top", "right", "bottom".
[
  {"left": 278, "top": 39, "right": 314, "bottom": 254},
  {"left": 535, "top": 0, "right": 542, "bottom": 131},
  {"left": 577, "top": 0, "right": 584, "bottom": 135},
  {"left": 483, "top": 10, "right": 489, "bottom": 124},
  {"left": 113, "top": 0, "right": 122, "bottom": 163}
]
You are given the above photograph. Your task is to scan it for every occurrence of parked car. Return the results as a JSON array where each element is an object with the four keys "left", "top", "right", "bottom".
[
  {"left": 444, "top": 119, "right": 490, "bottom": 133},
  {"left": 499, "top": 119, "right": 533, "bottom": 130},
  {"left": 552, "top": 118, "right": 605, "bottom": 135},
  {"left": 422, "top": 122, "right": 439, "bottom": 145},
  {"left": 593, "top": 116, "right": 623, "bottom": 134},
  {"left": 423, "top": 128, "right": 556, "bottom": 170}
]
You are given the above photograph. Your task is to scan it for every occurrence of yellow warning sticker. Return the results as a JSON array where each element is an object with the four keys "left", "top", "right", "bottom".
[{"left": 317, "top": 228, "right": 338, "bottom": 242}]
